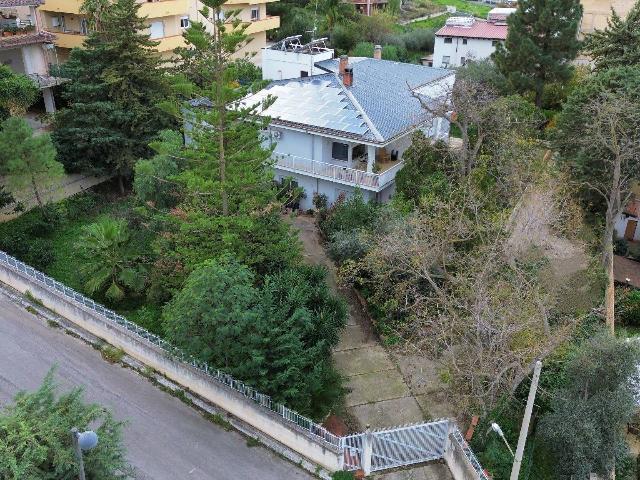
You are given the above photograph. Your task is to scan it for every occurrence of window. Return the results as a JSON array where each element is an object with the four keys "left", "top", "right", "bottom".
[
  {"left": 442, "top": 55, "right": 450, "bottom": 66},
  {"left": 460, "top": 57, "right": 466, "bottom": 65},
  {"left": 180, "top": 16, "right": 190, "bottom": 28},
  {"left": 332, "top": 142, "right": 349, "bottom": 161},
  {"left": 462, "top": 38, "right": 467, "bottom": 45},
  {"left": 149, "top": 20, "right": 164, "bottom": 39},
  {"left": 300, "top": 70, "right": 308, "bottom": 77},
  {"left": 214, "top": 10, "right": 225, "bottom": 21},
  {"left": 444, "top": 37, "right": 453, "bottom": 44},
  {"left": 251, "top": 7, "right": 260, "bottom": 20},
  {"left": 80, "top": 18, "right": 88, "bottom": 35}
]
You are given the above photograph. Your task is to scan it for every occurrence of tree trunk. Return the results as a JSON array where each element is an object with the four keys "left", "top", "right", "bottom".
[
  {"left": 604, "top": 246, "right": 615, "bottom": 334},
  {"left": 214, "top": 12, "right": 228, "bottom": 217},
  {"left": 534, "top": 80, "right": 543, "bottom": 109},
  {"left": 118, "top": 174, "right": 125, "bottom": 195},
  {"left": 30, "top": 174, "right": 43, "bottom": 208}
]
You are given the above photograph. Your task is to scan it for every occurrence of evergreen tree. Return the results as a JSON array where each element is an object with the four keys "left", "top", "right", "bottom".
[
  {"left": 0, "top": 117, "right": 64, "bottom": 208},
  {"left": 52, "top": 0, "right": 173, "bottom": 192},
  {"left": 492, "top": 0, "right": 582, "bottom": 107},
  {"left": 0, "top": 369, "right": 131, "bottom": 479},
  {"left": 584, "top": 1, "right": 640, "bottom": 71}
]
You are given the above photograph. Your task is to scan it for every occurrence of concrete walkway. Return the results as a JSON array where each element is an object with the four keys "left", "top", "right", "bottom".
[{"left": 291, "top": 215, "right": 425, "bottom": 429}]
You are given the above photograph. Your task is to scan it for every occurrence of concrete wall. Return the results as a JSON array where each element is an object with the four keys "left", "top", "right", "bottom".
[
  {"left": 0, "top": 262, "right": 343, "bottom": 472},
  {"left": 262, "top": 47, "right": 334, "bottom": 80},
  {"left": 444, "top": 432, "right": 484, "bottom": 480},
  {"left": 614, "top": 213, "right": 640, "bottom": 241},
  {"left": 433, "top": 35, "right": 499, "bottom": 68},
  {"left": 580, "top": 0, "right": 634, "bottom": 34}
]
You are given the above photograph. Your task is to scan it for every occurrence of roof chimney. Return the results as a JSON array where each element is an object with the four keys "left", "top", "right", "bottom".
[
  {"left": 343, "top": 66, "right": 353, "bottom": 87},
  {"left": 374, "top": 45, "right": 382, "bottom": 60},
  {"left": 339, "top": 55, "right": 348, "bottom": 75}
]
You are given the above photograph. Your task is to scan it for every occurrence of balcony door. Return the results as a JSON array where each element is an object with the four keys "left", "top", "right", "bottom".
[
  {"left": 149, "top": 21, "right": 164, "bottom": 39},
  {"left": 80, "top": 18, "right": 88, "bottom": 35}
]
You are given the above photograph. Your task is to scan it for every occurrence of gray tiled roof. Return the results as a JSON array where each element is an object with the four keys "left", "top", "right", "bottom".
[{"left": 314, "top": 58, "right": 453, "bottom": 141}]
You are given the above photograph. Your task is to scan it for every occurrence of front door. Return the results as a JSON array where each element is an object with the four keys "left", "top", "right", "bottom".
[{"left": 625, "top": 219, "right": 638, "bottom": 240}]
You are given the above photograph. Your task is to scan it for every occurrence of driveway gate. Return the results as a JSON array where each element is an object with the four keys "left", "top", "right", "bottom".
[{"left": 341, "top": 420, "right": 450, "bottom": 472}]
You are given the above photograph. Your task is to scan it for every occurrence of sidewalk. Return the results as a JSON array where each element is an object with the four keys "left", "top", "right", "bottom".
[{"left": 290, "top": 215, "right": 425, "bottom": 429}]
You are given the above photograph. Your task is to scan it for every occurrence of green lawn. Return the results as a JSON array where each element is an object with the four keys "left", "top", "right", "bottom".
[
  {"left": 432, "top": 0, "right": 492, "bottom": 18},
  {"left": 406, "top": 14, "right": 450, "bottom": 30},
  {"left": 0, "top": 189, "right": 162, "bottom": 333}
]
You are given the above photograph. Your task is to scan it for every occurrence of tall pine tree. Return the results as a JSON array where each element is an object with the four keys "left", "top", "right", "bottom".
[
  {"left": 52, "top": 0, "right": 173, "bottom": 192},
  {"left": 492, "top": 0, "right": 582, "bottom": 107},
  {"left": 584, "top": 0, "right": 640, "bottom": 71}
]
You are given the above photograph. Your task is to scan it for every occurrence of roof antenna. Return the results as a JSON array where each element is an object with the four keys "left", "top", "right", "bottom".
[{"left": 306, "top": 0, "right": 318, "bottom": 41}]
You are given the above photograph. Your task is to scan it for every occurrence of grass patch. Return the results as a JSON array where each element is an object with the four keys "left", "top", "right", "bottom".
[
  {"left": 25, "top": 305, "right": 39, "bottom": 315},
  {"left": 24, "top": 290, "right": 44, "bottom": 306},
  {"left": 432, "top": 0, "right": 491, "bottom": 17},
  {"left": 407, "top": 13, "right": 450, "bottom": 30},
  {"left": 245, "top": 437, "right": 261, "bottom": 448},
  {"left": 203, "top": 412, "right": 233, "bottom": 431},
  {"left": 332, "top": 472, "right": 355, "bottom": 480},
  {"left": 101, "top": 345, "right": 125, "bottom": 363},
  {"left": 47, "top": 319, "right": 60, "bottom": 328}
]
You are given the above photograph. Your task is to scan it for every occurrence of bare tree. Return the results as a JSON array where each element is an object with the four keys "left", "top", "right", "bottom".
[{"left": 573, "top": 94, "right": 640, "bottom": 332}]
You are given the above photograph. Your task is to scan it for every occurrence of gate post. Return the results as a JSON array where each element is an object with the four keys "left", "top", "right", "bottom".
[{"left": 362, "top": 425, "right": 373, "bottom": 475}]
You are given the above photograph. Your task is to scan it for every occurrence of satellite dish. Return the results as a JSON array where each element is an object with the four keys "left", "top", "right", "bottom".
[{"left": 77, "top": 430, "right": 99, "bottom": 451}]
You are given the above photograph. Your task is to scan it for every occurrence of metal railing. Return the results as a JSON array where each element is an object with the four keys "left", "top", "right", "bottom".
[
  {"left": 0, "top": 249, "right": 490, "bottom": 477},
  {"left": 451, "top": 428, "right": 492, "bottom": 480},
  {"left": 0, "top": 249, "right": 342, "bottom": 448},
  {"left": 274, "top": 154, "right": 404, "bottom": 191}
]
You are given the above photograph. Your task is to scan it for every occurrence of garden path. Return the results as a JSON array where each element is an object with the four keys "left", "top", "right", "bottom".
[{"left": 290, "top": 214, "right": 425, "bottom": 429}]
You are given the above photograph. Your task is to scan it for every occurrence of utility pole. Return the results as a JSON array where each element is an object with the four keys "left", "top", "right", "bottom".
[
  {"left": 510, "top": 360, "right": 542, "bottom": 480},
  {"left": 71, "top": 428, "right": 86, "bottom": 480}
]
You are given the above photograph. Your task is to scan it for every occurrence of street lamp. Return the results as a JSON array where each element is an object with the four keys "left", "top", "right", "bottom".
[
  {"left": 71, "top": 428, "right": 99, "bottom": 480},
  {"left": 489, "top": 422, "right": 514, "bottom": 457}
]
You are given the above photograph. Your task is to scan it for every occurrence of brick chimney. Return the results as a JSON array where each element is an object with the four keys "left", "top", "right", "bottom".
[
  {"left": 374, "top": 45, "right": 382, "bottom": 60},
  {"left": 339, "top": 55, "right": 348, "bottom": 75},
  {"left": 343, "top": 66, "right": 353, "bottom": 87}
]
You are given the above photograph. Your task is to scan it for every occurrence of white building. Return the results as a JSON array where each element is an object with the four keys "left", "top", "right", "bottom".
[
  {"left": 433, "top": 8, "right": 514, "bottom": 69},
  {"left": 237, "top": 40, "right": 455, "bottom": 210},
  {"left": 0, "top": 0, "right": 65, "bottom": 112},
  {"left": 615, "top": 197, "right": 640, "bottom": 242}
]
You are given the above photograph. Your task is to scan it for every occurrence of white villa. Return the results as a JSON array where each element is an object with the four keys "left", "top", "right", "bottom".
[
  {"left": 433, "top": 8, "right": 515, "bottom": 68},
  {"left": 240, "top": 36, "right": 454, "bottom": 210}
]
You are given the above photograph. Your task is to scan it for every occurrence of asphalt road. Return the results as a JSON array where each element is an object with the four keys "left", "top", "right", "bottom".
[{"left": 0, "top": 291, "right": 312, "bottom": 480}]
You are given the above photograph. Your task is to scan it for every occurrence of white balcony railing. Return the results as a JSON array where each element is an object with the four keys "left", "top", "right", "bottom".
[{"left": 274, "top": 154, "right": 404, "bottom": 191}]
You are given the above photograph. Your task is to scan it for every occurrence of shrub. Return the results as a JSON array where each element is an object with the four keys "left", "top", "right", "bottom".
[
  {"left": 351, "top": 41, "right": 374, "bottom": 57},
  {"left": 313, "top": 192, "right": 328, "bottom": 210},
  {"left": 618, "top": 289, "right": 640, "bottom": 327},
  {"left": 328, "top": 229, "right": 370, "bottom": 263},
  {"left": 401, "top": 28, "right": 435, "bottom": 52},
  {"left": 318, "top": 190, "right": 379, "bottom": 239},
  {"left": 331, "top": 23, "right": 362, "bottom": 53}
]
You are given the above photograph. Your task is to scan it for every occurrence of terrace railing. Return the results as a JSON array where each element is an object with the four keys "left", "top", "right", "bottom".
[{"left": 274, "top": 154, "right": 403, "bottom": 191}]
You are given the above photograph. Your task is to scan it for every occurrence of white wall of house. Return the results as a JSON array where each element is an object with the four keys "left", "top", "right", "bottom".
[
  {"left": 615, "top": 214, "right": 640, "bottom": 241},
  {"left": 261, "top": 48, "right": 334, "bottom": 81},
  {"left": 433, "top": 35, "right": 500, "bottom": 68},
  {"left": 20, "top": 44, "right": 48, "bottom": 75}
]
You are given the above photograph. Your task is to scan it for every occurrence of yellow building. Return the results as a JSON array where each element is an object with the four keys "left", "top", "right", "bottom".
[
  {"left": 580, "top": 0, "right": 634, "bottom": 35},
  {"left": 37, "top": 0, "right": 279, "bottom": 62}
]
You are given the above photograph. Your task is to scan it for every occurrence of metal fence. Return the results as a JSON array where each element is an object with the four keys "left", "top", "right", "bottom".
[
  {"left": 451, "top": 428, "right": 492, "bottom": 480},
  {"left": 342, "top": 420, "right": 450, "bottom": 472},
  {"left": 0, "top": 250, "right": 341, "bottom": 448},
  {"left": 0, "top": 249, "right": 489, "bottom": 478}
]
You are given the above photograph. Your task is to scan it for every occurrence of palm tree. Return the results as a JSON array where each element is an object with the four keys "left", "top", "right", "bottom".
[{"left": 76, "top": 218, "right": 145, "bottom": 302}]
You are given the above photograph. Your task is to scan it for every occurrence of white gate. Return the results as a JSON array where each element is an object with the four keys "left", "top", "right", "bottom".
[{"left": 341, "top": 420, "right": 450, "bottom": 472}]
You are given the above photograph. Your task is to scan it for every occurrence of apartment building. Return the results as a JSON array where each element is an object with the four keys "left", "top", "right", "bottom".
[
  {"left": 579, "top": 0, "right": 634, "bottom": 35},
  {"left": 0, "top": 0, "right": 65, "bottom": 111},
  {"left": 36, "top": 0, "right": 279, "bottom": 62}
]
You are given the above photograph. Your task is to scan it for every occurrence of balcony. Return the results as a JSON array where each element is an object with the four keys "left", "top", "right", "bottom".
[
  {"left": 274, "top": 154, "right": 404, "bottom": 191},
  {"left": 139, "top": 0, "right": 188, "bottom": 18},
  {"left": 245, "top": 15, "right": 279, "bottom": 34},
  {"left": 155, "top": 34, "right": 185, "bottom": 51},
  {"left": 46, "top": 28, "right": 85, "bottom": 48},
  {"left": 41, "top": 0, "right": 186, "bottom": 16}
]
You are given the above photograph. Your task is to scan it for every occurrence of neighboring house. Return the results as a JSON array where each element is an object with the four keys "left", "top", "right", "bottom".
[
  {"left": 237, "top": 39, "right": 455, "bottom": 210},
  {"left": 615, "top": 197, "right": 640, "bottom": 242},
  {"left": 347, "top": 0, "right": 387, "bottom": 16},
  {"left": 35, "top": 0, "right": 279, "bottom": 63},
  {"left": 0, "top": 0, "right": 65, "bottom": 112},
  {"left": 579, "top": 0, "right": 634, "bottom": 36},
  {"left": 433, "top": 8, "right": 514, "bottom": 68}
]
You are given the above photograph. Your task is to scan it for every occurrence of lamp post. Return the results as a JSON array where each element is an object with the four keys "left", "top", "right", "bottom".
[
  {"left": 489, "top": 422, "right": 514, "bottom": 457},
  {"left": 71, "top": 428, "right": 99, "bottom": 480}
]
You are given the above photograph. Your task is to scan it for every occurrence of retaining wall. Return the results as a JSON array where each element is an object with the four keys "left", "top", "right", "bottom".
[{"left": 0, "top": 261, "right": 343, "bottom": 471}]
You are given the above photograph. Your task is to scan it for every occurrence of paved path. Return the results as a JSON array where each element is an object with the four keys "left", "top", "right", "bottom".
[
  {"left": 0, "top": 290, "right": 312, "bottom": 480},
  {"left": 291, "top": 215, "right": 425, "bottom": 429}
]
